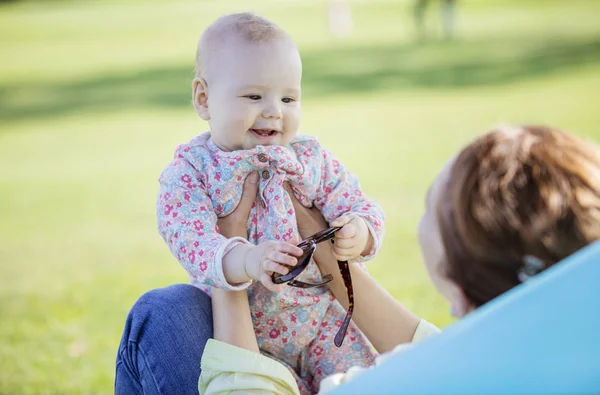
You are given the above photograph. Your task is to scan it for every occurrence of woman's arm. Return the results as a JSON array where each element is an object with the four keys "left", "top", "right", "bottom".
[
  {"left": 212, "top": 172, "right": 261, "bottom": 353},
  {"left": 211, "top": 288, "right": 260, "bottom": 353},
  {"left": 285, "top": 184, "right": 421, "bottom": 354},
  {"left": 314, "top": 244, "right": 420, "bottom": 354},
  {"left": 200, "top": 174, "right": 300, "bottom": 394}
]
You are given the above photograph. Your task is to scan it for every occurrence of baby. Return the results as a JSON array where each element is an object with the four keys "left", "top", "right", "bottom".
[{"left": 156, "top": 12, "right": 385, "bottom": 394}]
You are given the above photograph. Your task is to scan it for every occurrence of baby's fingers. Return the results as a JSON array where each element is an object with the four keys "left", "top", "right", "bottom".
[
  {"left": 263, "top": 259, "right": 290, "bottom": 276},
  {"left": 268, "top": 250, "right": 298, "bottom": 267},
  {"left": 261, "top": 273, "right": 284, "bottom": 292},
  {"left": 335, "top": 224, "right": 357, "bottom": 239},
  {"left": 333, "top": 244, "right": 359, "bottom": 261},
  {"left": 276, "top": 242, "right": 304, "bottom": 257},
  {"left": 333, "top": 237, "right": 355, "bottom": 250},
  {"left": 331, "top": 215, "right": 353, "bottom": 228}
]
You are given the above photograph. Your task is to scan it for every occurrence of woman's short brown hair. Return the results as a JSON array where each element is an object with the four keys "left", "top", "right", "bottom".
[{"left": 438, "top": 125, "right": 600, "bottom": 307}]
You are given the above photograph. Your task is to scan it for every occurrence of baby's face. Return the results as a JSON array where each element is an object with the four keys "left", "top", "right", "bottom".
[{"left": 204, "top": 37, "right": 302, "bottom": 151}]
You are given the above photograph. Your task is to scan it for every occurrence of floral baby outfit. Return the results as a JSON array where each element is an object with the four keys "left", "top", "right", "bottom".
[{"left": 157, "top": 132, "right": 385, "bottom": 393}]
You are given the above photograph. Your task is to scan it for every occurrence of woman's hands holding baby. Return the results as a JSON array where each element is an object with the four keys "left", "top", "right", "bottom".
[
  {"left": 218, "top": 172, "right": 302, "bottom": 292},
  {"left": 219, "top": 173, "right": 372, "bottom": 292},
  {"left": 282, "top": 184, "right": 373, "bottom": 261}
]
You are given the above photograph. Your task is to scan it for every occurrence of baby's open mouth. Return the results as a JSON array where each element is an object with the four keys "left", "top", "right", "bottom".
[{"left": 250, "top": 129, "right": 278, "bottom": 137}]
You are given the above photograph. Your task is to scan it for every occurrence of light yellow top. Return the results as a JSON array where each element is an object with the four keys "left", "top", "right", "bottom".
[{"left": 199, "top": 319, "right": 441, "bottom": 394}]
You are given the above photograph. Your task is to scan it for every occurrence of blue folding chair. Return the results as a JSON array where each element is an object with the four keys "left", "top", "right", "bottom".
[{"left": 331, "top": 241, "right": 600, "bottom": 394}]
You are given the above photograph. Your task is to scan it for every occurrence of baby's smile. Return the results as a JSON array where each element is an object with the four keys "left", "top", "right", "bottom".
[{"left": 249, "top": 128, "right": 281, "bottom": 144}]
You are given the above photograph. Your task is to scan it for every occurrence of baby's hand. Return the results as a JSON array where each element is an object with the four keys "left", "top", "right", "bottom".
[
  {"left": 331, "top": 215, "right": 373, "bottom": 261},
  {"left": 245, "top": 241, "right": 304, "bottom": 292}
]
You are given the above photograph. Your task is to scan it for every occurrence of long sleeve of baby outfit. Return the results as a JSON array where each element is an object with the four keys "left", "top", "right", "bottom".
[
  {"left": 157, "top": 151, "right": 252, "bottom": 291},
  {"left": 313, "top": 145, "right": 385, "bottom": 260}
]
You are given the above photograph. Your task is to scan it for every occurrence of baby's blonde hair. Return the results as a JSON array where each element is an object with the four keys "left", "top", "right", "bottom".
[{"left": 195, "top": 12, "right": 290, "bottom": 78}]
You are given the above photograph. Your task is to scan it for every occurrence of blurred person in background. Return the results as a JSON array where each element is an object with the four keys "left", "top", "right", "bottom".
[
  {"left": 328, "top": 0, "right": 354, "bottom": 38},
  {"left": 414, "top": 0, "right": 457, "bottom": 40}
]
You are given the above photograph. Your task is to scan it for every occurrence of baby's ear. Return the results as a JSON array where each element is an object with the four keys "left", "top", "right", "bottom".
[{"left": 192, "top": 77, "right": 210, "bottom": 120}]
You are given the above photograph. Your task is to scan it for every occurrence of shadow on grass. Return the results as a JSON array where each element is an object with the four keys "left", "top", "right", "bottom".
[{"left": 2, "top": 35, "right": 600, "bottom": 124}]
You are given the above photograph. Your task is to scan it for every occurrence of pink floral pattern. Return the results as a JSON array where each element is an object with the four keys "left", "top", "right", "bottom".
[{"left": 157, "top": 132, "right": 384, "bottom": 392}]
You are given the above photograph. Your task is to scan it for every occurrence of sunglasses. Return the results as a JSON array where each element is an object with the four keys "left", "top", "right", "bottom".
[{"left": 272, "top": 226, "right": 354, "bottom": 347}]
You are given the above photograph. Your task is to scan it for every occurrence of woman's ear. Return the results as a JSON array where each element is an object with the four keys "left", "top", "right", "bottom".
[
  {"left": 192, "top": 77, "right": 210, "bottom": 120},
  {"left": 449, "top": 284, "right": 473, "bottom": 318}
]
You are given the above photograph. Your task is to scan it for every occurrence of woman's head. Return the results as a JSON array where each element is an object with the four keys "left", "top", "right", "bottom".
[{"left": 419, "top": 125, "right": 600, "bottom": 317}]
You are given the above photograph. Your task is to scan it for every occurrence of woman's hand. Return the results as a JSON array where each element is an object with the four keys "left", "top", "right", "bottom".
[
  {"left": 282, "top": 183, "right": 341, "bottom": 279},
  {"left": 282, "top": 183, "right": 328, "bottom": 239},
  {"left": 217, "top": 172, "right": 259, "bottom": 239}
]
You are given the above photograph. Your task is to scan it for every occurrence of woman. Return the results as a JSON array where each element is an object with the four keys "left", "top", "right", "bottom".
[{"left": 115, "top": 125, "right": 600, "bottom": 394}]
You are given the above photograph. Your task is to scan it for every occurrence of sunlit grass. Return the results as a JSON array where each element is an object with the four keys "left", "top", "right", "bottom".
[{"left": 1, "top": 0, "right": 600, "bottom": 392}]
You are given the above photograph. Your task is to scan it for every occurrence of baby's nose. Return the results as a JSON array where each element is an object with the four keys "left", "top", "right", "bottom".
[{"left": 262, "top": 102, "right": 282, "bottom": 119}]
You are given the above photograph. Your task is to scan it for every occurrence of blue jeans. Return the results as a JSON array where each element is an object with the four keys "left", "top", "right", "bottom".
[{"left": 115, "top": 284, "right": 213, "bottom": 394}]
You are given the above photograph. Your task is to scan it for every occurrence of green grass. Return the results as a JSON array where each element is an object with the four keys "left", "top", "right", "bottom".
[{"left": 1, "top": 0, "right": 600, "bottom": 392}]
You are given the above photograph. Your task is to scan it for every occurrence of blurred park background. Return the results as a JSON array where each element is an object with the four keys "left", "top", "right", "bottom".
[{"left": 1, "top": 0, "right": 599, "bottom": 392}]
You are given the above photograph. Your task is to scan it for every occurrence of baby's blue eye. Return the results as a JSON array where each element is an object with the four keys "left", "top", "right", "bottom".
[
  {"left": 282, "top": 97, "right": 294, "bottom": 103},
  {"left": 247, "top": 95, "right": 261, "bottom": 100}
]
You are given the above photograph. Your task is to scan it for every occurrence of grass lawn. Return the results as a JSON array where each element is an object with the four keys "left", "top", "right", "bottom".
[{"left": 1, "top": 0, "right": 599, "bottom": 392}]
